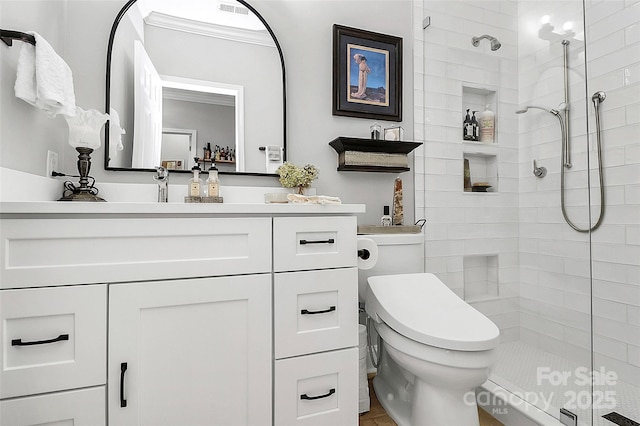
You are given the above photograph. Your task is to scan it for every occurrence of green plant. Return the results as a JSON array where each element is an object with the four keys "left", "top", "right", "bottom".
[{"left": 276, "top": 162, "right": 319, "bottom": 193}]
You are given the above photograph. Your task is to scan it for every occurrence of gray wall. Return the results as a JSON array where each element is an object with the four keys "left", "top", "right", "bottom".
[{"left": 0, "top": 0, "right": 415, "bottom": 225}]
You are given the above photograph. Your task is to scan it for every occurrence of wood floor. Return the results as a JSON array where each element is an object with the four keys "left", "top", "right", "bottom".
[{"left": 359, "top": 378, "right": 504, "bottom": 426}]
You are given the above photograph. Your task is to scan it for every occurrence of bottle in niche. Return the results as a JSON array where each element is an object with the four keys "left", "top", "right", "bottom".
[
  {"left": 381, "top": 205, "right": 392, "bottom": 226},
  {"left": 471, "top": 111, "right": 479, "bottom": 141},
  {"left": 479, "top": 104, "right": 495, "bottom": 144},
  {"left": 206, "top": 164, "right": 219, "bottom": 197},
  {"left": 463, "top": 109, "right": 473, "bottom": 140},
  {"left": 463, "top": 159, "right": 472, "bottom": 192},
  {"left": 189, "top": 164, "right": 203, "bottom": 197}
]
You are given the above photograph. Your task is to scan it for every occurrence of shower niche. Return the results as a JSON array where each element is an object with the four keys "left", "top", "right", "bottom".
[
  {"left": 461, "top": 84, "right": 497, "bottom": 144},
  {"left": 461, "top": 84, "right": 498, "bottom": 193},
  {"left": 463, "top": 150, "right": 498, "bottom": 193},
  {"left": 463, "top": 254, "right": 499, "bottom": 302}
]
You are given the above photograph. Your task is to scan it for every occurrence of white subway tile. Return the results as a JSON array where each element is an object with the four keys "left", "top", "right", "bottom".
[
  {"left": 625, "top": 184, "right": 640, "bottom": 204},
  {"left": 594, "top": 317, "right": 640, "bottom": 346},
  {"left": 593, "top": 279, "right": 640, "bottom": 306},
  {"left": 594, "top": 297, "right": 628, "bottom": 322},
  {"left": 594, "top": 335, "right": 629, "bottom": 362},
  {"left": 590, "top": 45, "right": 640, "bottom": 78},
  {"left": 629, "top": 344, "right": 640, "bottom": 367},
  {"left": 628, "top": 225, "right": 640, "bottom": 245},
  {"left": 594, "top": 259, "right": 633, "bottom": 282}
]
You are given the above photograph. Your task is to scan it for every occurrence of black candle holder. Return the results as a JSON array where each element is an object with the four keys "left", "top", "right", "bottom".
[{"left": 58, "top": 147, "right": 106, "bottom": 202}]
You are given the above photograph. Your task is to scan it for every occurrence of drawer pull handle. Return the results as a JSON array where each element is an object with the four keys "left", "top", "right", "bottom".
[
  {"left": 300, "top": 388, "right": 336, "bottom": 401},
  {"left": 120, "top": 362, "right": 128, "bottom": 408},
  {"left": 299, "top": 238, "right": 335, "bottom": 245},
  {"left": 11, "top": 333, "right": 69, "bottom": 346},
  {"left": 301, "top": 306, "right": 336, "bottom": 315}
]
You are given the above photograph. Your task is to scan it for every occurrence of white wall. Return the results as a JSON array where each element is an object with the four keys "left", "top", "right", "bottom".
[
  {"left": 0, "top": 0, "right": 415, "bottom": 226},
  {"left": 0, "top": 1, "right": 70, "bottom": 175}
]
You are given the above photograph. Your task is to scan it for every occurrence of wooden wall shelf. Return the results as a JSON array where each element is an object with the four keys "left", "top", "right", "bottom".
[{"left": 329, "top": 137, "right": 422, "bottom": 173}]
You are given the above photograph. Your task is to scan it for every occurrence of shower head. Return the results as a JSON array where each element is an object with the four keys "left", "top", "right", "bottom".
[
  {"left": 516, "top": 105, "right": 561, "bottom": 116},
  {"left": 472, "top": 34, "right": 501, "bottom": 51}
]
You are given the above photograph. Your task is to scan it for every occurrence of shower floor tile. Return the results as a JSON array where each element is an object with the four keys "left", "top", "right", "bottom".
[{"left": 490, "top": 341, "right": 640, "bottom": 426}]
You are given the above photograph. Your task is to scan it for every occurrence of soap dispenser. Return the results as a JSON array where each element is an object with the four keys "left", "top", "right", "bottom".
[
  {"left": 463, "top": 109, "right": 473, "bottom": 140},
  {"left": 189, "top": 163, "right": 203, "bottom": 197},
  {"left": 471, "top": 111, "right": 479, "bottom": 141},
  {"left": 479, "top": 104, "right": 495, "bottom": 144},
  {"left": 206, "top": 163, "right": 220, "bottom": 197}
]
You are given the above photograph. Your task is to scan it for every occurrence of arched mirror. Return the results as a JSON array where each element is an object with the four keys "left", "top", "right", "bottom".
[{"left": 105, "top": 0, "right": 286, "bottom": 175}]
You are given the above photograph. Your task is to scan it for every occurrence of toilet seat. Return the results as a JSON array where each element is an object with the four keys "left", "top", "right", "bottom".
[{"left": 366, "top": 273, "right": 500, "bottom": 351}]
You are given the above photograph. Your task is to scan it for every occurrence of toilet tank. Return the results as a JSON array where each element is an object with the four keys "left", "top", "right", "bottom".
[{"left": 358, "top": 233, "right": 425, "bottom": 302}]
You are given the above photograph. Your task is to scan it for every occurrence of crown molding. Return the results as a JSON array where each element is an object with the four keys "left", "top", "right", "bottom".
[{"left": 145, "top": 11, "right": 275, "bottom": 48}]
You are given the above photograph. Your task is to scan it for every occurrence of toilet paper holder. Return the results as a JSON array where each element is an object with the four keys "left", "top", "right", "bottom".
[{"left": 358, "top": 249, "right": 371, "bottom": 260}]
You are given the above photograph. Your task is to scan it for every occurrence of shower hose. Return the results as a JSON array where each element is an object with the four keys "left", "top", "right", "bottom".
[{"left": 560, "top": 91, "right": 606, "bottom": 233}]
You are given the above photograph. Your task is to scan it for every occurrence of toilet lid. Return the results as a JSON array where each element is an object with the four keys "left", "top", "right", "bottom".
[{"left": 366, "top": 273, "right": 500, "bottom": 351}]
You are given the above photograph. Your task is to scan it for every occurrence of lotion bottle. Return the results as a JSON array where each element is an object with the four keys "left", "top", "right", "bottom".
[
  {"left": 206, "top": 164, "right": 219, "bottom": 197},
  {"left": 471, "top": 111, "right": 479, "bottom": 141},
  {"left": 381, "top": 206, "right": 392, "bottom": 226},
  {"left": 189, "top": 164, "right": 203, "bottom": 197},
  {"left": 479, "top": 104, "right": 495, "bottom": 144}
]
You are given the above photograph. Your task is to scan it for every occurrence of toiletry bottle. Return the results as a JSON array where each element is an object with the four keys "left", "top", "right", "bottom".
[
  {"left": 479, "top": 104, "right": 495, "bottom": 144},
  {"left": 471, "top": 111, "right": 479, "bottom": 141},
  {"left": 463, "top": 109, "right": 473, "bottom": 140},
  {"left": 189, "top": 164, "right": 203, "bottom": 197},
  {"left": 206, "top": 164, "right": 219, "bottom": 197},
  {"left": 381, "top": 206, "right": 392, "bottom": 226},
  {"left": 464, "top": 159, "right": 472, "bottom": 192},
  {"left": 370, "top": 122, "right": 381, "bottom": 140}
]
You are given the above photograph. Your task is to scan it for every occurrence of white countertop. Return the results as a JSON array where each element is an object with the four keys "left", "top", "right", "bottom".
[
  {"left": 0, "top": 201, "right": 365, "bottom": 216},
  {"left": 0, "top": 168, "right": 365, "bottom": 216}
]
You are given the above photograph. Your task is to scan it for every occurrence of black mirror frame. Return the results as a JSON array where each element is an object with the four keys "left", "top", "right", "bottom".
[{"left": 104, "top": 0, "right": 286, "bottom": 176}]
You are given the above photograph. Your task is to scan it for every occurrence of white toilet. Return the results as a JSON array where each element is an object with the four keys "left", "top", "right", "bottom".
[{"left": 359, "top": 233, "right": 500, "bottom": 426}]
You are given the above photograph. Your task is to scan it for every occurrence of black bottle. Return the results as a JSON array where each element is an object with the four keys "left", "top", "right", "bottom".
[
  {"left": 463, "top": 109, "right": 473, "bottom": 140},
  {"left": 471, "top": 111, "right": 479, "bottom": 141}
]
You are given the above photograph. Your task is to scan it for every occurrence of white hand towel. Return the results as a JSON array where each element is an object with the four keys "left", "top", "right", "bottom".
[
  {"left": 109, "top": 107, "right": 126, "bottom": 160},
  {"left": 14, "top": 32, "right": 76, "bottom": 117}
]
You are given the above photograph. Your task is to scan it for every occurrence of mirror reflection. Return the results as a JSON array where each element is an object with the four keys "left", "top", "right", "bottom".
[{"left": 106, "top": 0, "right": 285, "bottom": 175}]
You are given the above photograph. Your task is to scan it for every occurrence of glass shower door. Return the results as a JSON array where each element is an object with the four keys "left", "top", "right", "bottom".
[{"left": 584, "top": 0, "right": 640, "bottom": 425}]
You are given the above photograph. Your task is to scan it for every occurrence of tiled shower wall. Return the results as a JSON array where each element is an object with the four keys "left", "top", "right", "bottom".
[
  {"left": 517, "top": 0, "right": 594, "bottom": 368},
  {"left": 415, "top": 0, "right": 639, "bottom": 387},
  {"left": 585, "top": 0, "right": 640, "bottom": 388},
  {"left": 413, "top": 0, "right": 521, "bottom": 342}
]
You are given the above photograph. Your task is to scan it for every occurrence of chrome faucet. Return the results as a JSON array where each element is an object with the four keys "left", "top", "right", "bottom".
[{"left": 153, "top": 167, "right": 169, "bottom": 202}]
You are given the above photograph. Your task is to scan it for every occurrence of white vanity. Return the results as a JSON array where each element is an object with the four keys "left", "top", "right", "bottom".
[{"left": 0, "top": 201, "right": 364, "bottom": 425}]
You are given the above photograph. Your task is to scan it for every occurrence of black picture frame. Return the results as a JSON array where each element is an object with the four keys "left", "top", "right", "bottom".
[{"left": 332, "top": 24, "right": 402, "bottom": 122}]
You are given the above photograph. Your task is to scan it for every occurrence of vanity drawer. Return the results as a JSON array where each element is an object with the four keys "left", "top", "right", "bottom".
[
  {"left": 0, "top": 217, "right": 272, "bottom": 288},
  {"left": 274, "top": 268, "right": 358, "bottom": 359},
  {"left": 274, "top": 347, "right": 358, "bottom": 426},
  {"left": 0, "top": 386, "right": 105, "bottom": 426},
  {"left": 273, "top": 216, "right": 357, "bottom": 272},
  {"left": 0, "top": 284, "right": 107, "bottom": 398}
]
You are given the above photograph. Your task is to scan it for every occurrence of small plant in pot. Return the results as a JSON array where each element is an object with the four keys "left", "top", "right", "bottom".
[{"left": 276, "top": 162, "right": 319, "bottom": 195}]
